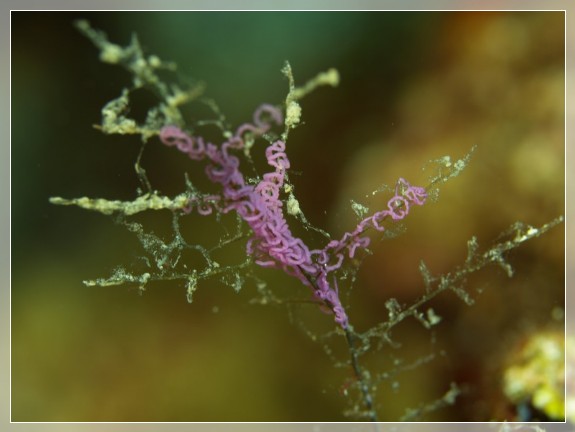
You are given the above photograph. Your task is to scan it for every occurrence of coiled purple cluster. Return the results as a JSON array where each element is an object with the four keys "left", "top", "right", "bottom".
[{"left": 159, "top": 105, "right": 427, "bottom": 328}]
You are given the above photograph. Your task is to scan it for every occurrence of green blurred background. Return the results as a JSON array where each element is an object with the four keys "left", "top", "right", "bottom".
[{"left": 11, "top": 11, "right": 564, "bottom": 421}]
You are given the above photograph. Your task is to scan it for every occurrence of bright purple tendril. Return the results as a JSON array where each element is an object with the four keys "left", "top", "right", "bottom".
[{"left": 159, "top": 105, "right": 427, "bottom": 328}]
